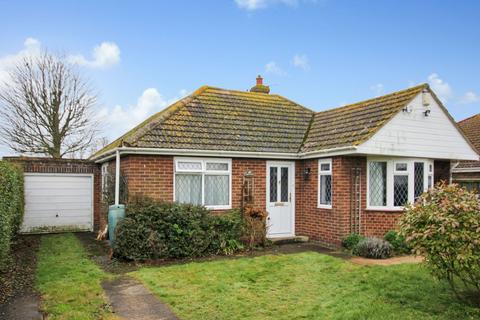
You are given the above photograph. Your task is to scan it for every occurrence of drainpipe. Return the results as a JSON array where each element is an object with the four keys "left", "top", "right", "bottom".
[{"left": 115, "top": 149, "right": 120, "bottom": 205}]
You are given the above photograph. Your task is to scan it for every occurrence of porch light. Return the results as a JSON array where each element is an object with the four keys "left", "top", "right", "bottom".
[
  {"left": 303, "top": 167, "right": 311, "bottom": 180},
  {"left": 424, "top": 109, "right": 431, "bottom": 117}
]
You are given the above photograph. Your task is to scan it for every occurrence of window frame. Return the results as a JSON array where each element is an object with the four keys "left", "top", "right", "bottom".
[
  {"left": 318, "top": 158, "right": 333, "bottom": 209},
  {"left": 101, "top": 162, "right": 109, "bottom": 196},
  {"left": 174, "top": 157, "right": 232, "bottom": 210},
  {"left": 367, "top": 157, "right": 434, "bottom": 211}
]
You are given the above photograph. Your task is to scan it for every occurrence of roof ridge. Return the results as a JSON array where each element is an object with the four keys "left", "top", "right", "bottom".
[{"left": 315, "top": 83, "right": 428, "bottom": 115}]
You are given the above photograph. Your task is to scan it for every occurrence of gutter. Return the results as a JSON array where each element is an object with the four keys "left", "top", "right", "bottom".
[{"left": 91, "top": 146, "right": 358, "bottom": 163}]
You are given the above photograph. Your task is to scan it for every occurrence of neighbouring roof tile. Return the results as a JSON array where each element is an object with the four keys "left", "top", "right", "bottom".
[{"left": 456, "top": 114, "right": 480, "bottom": 169}]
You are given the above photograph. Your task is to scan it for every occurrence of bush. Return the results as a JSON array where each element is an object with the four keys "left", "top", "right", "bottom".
[
  {"left": 384, "top": 230, "right": 410, "bottom": 254},
  {"left": 0, "top": 161, "right": 24, "bottom": 269},
  {"left": 114, "top": 197, "right": 246, "bottom": 260},
  {"left": 353, "top": 237, "right": 393, "bottom": 259},
  {"left": 342, "top": 233, "right": 365, "bottom": 250},
  {"left": 399, "top": 182, "right": 480, "bottom": 301}
]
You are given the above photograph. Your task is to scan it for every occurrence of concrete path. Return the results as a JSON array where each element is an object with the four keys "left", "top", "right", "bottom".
[
  {"left": 0, "top": 293, "right": 43, "bottom": 320},
  {"left": 349, "top": 255, "right": 423, "bottom": 266},
  {"left": 102, "top": 277, "right": 179, "bottom": 320}
]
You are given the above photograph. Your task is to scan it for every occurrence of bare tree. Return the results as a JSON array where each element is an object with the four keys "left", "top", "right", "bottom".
[{"left": 0, "top": 52, "right": 98, "bottom": 158}]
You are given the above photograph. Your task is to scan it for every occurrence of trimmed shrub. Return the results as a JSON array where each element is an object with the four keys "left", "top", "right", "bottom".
[
  {"left": 342, "top": 233, "right": 365, "bottom": 250},
  {"left": 384, "top": 230, "right": 410, "bottom": 254},
  {"left": 114, "top": 197, "right": 246, "bottom": 260},
  {"left": 353, "top": 237, "right": 393, "bottom": 259},
  {"left": 399, "top": 182, "right": 480, "bottom": 301},
  {"left": 0, "top": 161, "right": 24, "bottom": 269}
]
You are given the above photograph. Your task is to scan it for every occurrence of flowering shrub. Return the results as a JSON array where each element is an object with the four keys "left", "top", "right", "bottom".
[
  {"left": 399, "top": 182, "right": 480, "bottom": 302},
  {"left": 353, "top": 237, "right": 393, "bottom": 259}
]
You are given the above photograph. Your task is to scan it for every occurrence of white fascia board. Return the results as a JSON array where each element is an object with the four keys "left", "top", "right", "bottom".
[
  {"left": 92, "top": 146, "right": 359, "bottom": 163},
  {"left": 451, "top": 167, "right": 480, "bottom": 173}
]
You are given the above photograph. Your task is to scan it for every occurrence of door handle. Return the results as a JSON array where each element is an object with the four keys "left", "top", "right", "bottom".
[{"left": 289, "top": 193, "right": 291, "bottom": 202}]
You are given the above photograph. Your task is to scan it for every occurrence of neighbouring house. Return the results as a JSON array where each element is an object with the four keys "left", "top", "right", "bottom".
[
  {"left": 7, "top": 77, "right": 479, "bottom": 247},
  {"left": 452, "top": 113, "right": 480, "bottom": 193}
]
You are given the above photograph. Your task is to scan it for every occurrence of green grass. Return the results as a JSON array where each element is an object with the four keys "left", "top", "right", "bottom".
[
  {"left": 132, "top": 252, "right": 480, "bottom": 320},
  {"left": 35, "top": 233, "right": 116, "bottom": 320}
]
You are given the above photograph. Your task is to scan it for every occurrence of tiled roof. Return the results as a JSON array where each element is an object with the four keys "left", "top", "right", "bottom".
[
  {"left": 91, "top": 83, "right": 429, "bottom": 159},
  {"left": 300, "top": 84, "right": 428, "bottom": 153},
  {"left": 93, "top": 86, "right": 314, "bottom": 157},
  {"left": 456, "top": 114, "right": 480, "bottom": 169}
]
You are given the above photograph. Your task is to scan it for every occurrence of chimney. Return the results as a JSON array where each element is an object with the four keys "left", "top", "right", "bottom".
[{"left": 250, "top": 75, "right": 270, "bottom": 94}]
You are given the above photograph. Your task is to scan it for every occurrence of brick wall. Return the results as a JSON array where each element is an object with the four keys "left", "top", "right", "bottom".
[
  {"left": 296, "top": 156, "right": 453, "bottom": 247},
  {"left": 117, "top": 155, "right": 266, "bottom": 211},
  {"left": 452, "top": 171, "right": 480, "bottom": 181},
  {"left": 295, "top": 156, "right": 364, "bottom": 247},
  {"left": 4, "top": 156, "right": 103, "bottom": 231}
]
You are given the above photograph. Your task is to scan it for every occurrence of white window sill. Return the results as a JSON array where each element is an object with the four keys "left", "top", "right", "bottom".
[
  {"left": 366, "top": 206, "right": 405, "bottom": 212},
  {"left": 318, "top": 204, "right": 332, "bottom": 209},
  {"left": 206, "top": 205, "right": 232, "bottom": 211}
]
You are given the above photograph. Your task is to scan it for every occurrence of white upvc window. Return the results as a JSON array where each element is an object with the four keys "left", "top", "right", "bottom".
[
  {"left": 367, "top": 157, "right": 434, "bottom": 210},
  {"left": 174, "top": 157, "right": 232, "bottom": 210},
  {"left": 318, "top": 158, "right": 332, "bottom": 209}
]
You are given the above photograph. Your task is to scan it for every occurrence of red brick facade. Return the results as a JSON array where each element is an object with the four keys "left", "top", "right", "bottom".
[
  {"left": 6, "top": 154, "right": 451, "bottom": 246},
  {"left": 4, "top": 157, "right": 103, "bottom": 230},
  {"left": 112, "top": 154, "right": 452, "bottom": 247}
]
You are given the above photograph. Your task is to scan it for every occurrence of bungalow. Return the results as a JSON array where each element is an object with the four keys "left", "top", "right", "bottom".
[
  {"left": 452, "top": 114, "right": 480, "bottom": 193},
  {"left": 89, "top": 77, "right": 478, "bottom": 247}
]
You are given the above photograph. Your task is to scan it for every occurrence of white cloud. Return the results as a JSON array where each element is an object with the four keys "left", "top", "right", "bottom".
[
  {"left": 292, "top": 54, "right": 309, "bottom": 70},
  {"left": 235, "top": 0, "right": 299, "bottom": 10},
  {"left": 370, "top": 83, "right": 384, "bottom": 96},
  {"left": 0, "top": 37, "right": 42, "bottom": 85},
  {"left": 265, "top": 61, "right": 286, "bottom": 76},
  {"left": 459, "top": 91, "right": 479, "bottom": 104},
  {"left": 427, "top": 73, "right": 452, "bottom": 102},
  {"left": 68, "top": 42, "right": 120, "bottom": 69},
  {"left": 97, "top": 88, "right": 188, "bottom": 140}
]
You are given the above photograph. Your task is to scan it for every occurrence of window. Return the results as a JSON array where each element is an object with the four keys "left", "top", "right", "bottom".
[
  {"left": 174, "top": 158, "right": 231, "bottom": 209},
  {"left": 367, "top": 158, "right": 434, "bottom": 209},
  {"left": 369, "top": 161, "right": 387, "bottom": 206},
  {"left": 458, "top": 181, "right": 480, "bottom": 195},
  {"left": 393, "top": 162, "right": 408, "bottom": 206},
  {"left": 101, "top": 163, "right": 109, "bottom": 195},
  {"left": 318, "top": 159, "right": 332, "bottom": 208}
]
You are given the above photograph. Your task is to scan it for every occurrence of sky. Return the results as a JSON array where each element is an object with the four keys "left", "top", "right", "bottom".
[{"left": 0, "top": 0, "right": 479, "bottom": 157}]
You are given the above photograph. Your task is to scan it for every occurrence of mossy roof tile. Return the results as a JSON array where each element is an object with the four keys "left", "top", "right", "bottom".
[
  {"left": 91, "top": 84, "right": 429, "bottom": 159},
  {"left": 456, "top": 114, "right": 480, "bottom": 169}
]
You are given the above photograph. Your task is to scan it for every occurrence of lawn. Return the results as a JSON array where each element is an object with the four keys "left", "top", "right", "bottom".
[
  {"left": 132, "top": 252, "right": 480, "bottom": 320},
  {"left": 35, "top": 233, "right": 116, "bottom": 320}
]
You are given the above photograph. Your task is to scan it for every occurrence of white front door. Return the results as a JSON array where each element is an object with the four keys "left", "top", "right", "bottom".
[{"left": 266, "top": 161, "right": 295, "bottom": 238}]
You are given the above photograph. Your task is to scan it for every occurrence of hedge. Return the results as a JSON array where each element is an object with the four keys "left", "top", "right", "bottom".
[
  {"left": 114, "top": 197, "right": 245, "bottom": 260},
  {"left": 0, "top": 161, "right": 24, "bottom": 269}
]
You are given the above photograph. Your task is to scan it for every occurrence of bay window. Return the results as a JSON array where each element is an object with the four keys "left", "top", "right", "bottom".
[
  {"left": 174, "top": 158, "right": 231, "bottom": 209},
  {"left": 367, "top": 158, "right": 434, "bottom": 210},
  {"left": 318, "top": 159, "right": 332, "bottom": 208}
]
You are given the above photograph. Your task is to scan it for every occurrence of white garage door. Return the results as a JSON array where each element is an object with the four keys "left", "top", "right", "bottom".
[{"left": 22, "top": 174, "right": 93, "bottom": 233}]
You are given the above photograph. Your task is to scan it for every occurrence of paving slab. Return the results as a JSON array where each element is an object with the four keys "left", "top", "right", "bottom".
[
  {"left": 102, "top": 277, "right": 179, "bottom": 320},
  {"left": 0, "top": 293, "right": 43, "bottom": 320}
]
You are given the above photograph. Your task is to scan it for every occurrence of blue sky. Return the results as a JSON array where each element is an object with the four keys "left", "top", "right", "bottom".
[{"left": 0, "top": 0, "right": 479, "bottom": 155}]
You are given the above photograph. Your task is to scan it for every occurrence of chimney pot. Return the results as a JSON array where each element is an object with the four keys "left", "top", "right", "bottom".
[{"left": 250, "top": 75, "right": 270, "bottom": 94}]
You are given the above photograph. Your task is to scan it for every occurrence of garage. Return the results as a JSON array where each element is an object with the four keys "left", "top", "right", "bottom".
[{"left": 22, "top": 173, "right": 94, "bottom": 233}]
